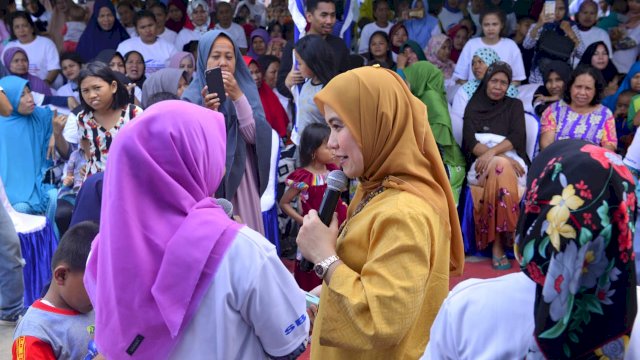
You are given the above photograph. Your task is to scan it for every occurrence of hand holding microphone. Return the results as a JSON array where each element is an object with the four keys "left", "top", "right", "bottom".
[{"left": 297, "top": 170, "right": 348, "bottom": 271}]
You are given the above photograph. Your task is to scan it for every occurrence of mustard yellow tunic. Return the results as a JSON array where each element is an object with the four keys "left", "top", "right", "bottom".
[{"left": 311, "top": 188, "right": 451, "bottom": 359}]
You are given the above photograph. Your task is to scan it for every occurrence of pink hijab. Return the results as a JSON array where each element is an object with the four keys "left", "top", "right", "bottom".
[
  {"left": 425, "top": 34, "right": 455, "bottom": 79},
  {"left": 84, "top": 100, "right": 242, "bottom": 358}
]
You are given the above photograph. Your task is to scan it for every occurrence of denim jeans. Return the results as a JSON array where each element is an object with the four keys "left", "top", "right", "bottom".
[{"left": 0, "top": 205, "right": 25, "bottom": 320}]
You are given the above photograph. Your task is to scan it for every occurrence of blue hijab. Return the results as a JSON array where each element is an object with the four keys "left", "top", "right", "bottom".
[
  {"left": 602, "top": 61, "right": 640, "bottom": 111},
  {"left": 182, "top": 29, "right": 272, "bottom": 200},
  {"left": 0, "top": 76, "right": 52, "bottom": 212},
  {"left": 76, "top": 0, "right": 130, "bottom": 63},
  {"left": 405, "top": 0, "right": 440, "bottom": 49}
]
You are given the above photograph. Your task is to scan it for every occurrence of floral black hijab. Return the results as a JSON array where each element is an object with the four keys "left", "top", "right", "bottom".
[{"left": 517, "top": 139, "right": 637, "bottom": 359}]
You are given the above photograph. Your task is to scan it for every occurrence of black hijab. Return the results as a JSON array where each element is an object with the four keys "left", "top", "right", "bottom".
[{"left": 464, "top": 61, "right": 529, "bottom": 164}]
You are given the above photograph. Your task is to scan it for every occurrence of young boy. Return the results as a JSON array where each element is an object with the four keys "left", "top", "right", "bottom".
[
  {"left": 614, "top": 89, "right": 635, "bottom": 153},
  {"left": 12, "top": 221, "right": 98, "bottom": 359}
]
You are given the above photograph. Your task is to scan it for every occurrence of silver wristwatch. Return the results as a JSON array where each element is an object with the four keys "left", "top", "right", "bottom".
[{"left": 314, "top": 255, "right": 340, "bottom": 279}]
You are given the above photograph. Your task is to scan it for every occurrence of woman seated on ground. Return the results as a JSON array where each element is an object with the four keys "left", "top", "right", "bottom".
[
  {"left": 540, "top": 65, "right": 617, "bottom": 152},
  {"left": 423, "top": 139, "right": 637, "bottom": 359},
  {"left": 396, "top": 40, "right": 426, "bottom": 75},
  {"left": 523, "top": 0, "right": 583, "bottom": 84},
  {"left": 453, "top": 7, "right": 526, "bottom": 85},
  {"left": 404, "top": 61, "right": 466, "bottom": 204},
  {"left": 0, "top": 76, "right": 65, "bottom": 226},
  {"left": 168, "top": 51, "right": 195, "bottom": 83},
  {"left": 579, "top": 41, "right": 619, "bottom": 94},
  {"left": 450, "top": 47, "right": 518, "bottom": 121},
  {"left": 388, "top": 22, "right": 409, "bottom": 62},
  {"left": 425, "top": 34, "right": 455, "bottom": 83},
  {"left": 140, "top": 68, "right": 189, "bottom": 108},
  {"left": 462, "top": 61, "right": 529, "bottom": 270},
  {"left": 363, "top": 30, "right": 395, "bottom": 69},
  {"left": 2, "top": 47, "right": 51, "bottom": 95},
  {"left": 532, "top": 60, "right": 571, "bottom": 117},
  {"left": 3, "top": 11, "right": 60, "bottom": 86}
]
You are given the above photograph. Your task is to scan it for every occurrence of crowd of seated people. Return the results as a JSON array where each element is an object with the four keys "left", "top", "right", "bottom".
[{"left": 0, "top": 0, "right": 639, "bottom": 358}]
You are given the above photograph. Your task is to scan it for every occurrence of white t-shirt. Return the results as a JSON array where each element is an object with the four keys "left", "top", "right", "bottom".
[
  {"left": 573, "top": 27, "right": 613, "bottom": 66},
  {"left": 169, "top": 226, "right": 309, "bottom": 359},
  {"left": 214, "top": 23, "right": 248, "bottom": 50},
  {"left": 358, "top": 22, "right": 394, "bottom": 54},
  {"left": 116, "top": 36, "right": 177, "bottom": 75},
  {"left": 453, "top": 37, "right": 526, "bottom": 82},
  {"left": 175, "top": 28, "right": 200, "bottom": 53},
  {"left": 2, "top": 36, "right": 60, "bottom": 81},
  {"left": 438, "top": 8, "right": 464, "bottom": 33},
  {"left": 613, "top": 26, "right": 640, "bottom": 73},
  {"left": 62, "top": 111, "right": 79, "bottom": 144},
  {"left": 54, "top": 82, "right": 79, "bottom": 102},
  {"left": 125, "top": 26, "right": 137, "bottom": 38},
  {"left": 158, "top": 27, "right": 178, "bottom": 44},
  {"left": 624, "top": 128, "right": 640, "bottom": 171},
  {"left": 422, "top": 272, "right": 536, "bottom": 360}
]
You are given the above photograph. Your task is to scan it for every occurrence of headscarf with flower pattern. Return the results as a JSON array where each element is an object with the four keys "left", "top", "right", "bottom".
[
  {"left": 517, "top": 139, "right": 637, "bottom": 360},
  {"left": 462, "top": 47, "right": 519, "bottom": 99}
]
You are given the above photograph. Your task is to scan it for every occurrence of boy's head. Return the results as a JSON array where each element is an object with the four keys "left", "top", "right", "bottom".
[
  {"left": 615, "top": 90, "right": 634, "bottom": 119},
  {"left": 68, "top": 4, "right": 86, "bottom": 22},
  {"left": 517, "top": 17, "right": 534, "bottom": 36},
  {"left": 49, "top": 221, "right": 99, "bottom": 314}
]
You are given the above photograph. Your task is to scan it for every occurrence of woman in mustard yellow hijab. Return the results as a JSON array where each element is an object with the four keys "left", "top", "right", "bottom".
[{"left": 297, "top": 66, "right": 465, "bottom": 359}]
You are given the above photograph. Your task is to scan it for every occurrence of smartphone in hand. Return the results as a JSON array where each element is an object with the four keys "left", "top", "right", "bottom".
[
  {"left": 205, "top": 67, "right": 226, "bottom": 104},
  {"left": 544, "top": 1, "right": 555, "bottom": 17}
]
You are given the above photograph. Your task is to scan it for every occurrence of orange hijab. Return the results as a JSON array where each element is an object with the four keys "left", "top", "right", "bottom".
[{"left": 314, "top": 66, "right": 464, "bottom": 276}]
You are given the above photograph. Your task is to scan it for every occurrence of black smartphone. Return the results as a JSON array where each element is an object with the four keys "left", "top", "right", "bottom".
[{"left": 205, "top": 67, "right": 226, "bottom": 104}]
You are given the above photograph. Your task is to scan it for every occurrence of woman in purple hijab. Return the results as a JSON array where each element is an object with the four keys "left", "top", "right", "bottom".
[
  {"left": 2, "top": 48, "right": 52, "bottom": 95},
  {"left": 247, "top": 28, "right": 270, "bottom": 60},
  {"left": 83, "top": 100, "right": 308, "bottom": 358},
  {"left": 76, "top": 0, "right": 130, "bottom": 63}
]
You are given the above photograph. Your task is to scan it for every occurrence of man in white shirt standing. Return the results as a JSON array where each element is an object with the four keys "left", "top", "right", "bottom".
[
  {"left": 150, "top": 3, "right": 178, "bottom": 44},
  {"left": 214, "top": 2, "right": 248, "bottom": 53},
  {"left": 358, "top": 0, "right": 394, "bottom": 54},
  {"left": 117, "top": 11, "right": 177, "bottom": 75}
]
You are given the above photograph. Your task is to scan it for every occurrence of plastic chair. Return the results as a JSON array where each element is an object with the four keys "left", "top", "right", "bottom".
[
  {"left": 260, "top": 130, "right": 281, "bottom": 253},
  {"left": 0, "top": 176, "right": 57, "bottom": 306},
  {"left": 460, "top": 112, "right": 540, "bottom": 256}
]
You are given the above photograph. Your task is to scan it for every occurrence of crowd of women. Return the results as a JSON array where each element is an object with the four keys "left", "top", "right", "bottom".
[{"left": 0, "top": 0, "right": 640, "bottom": 357}]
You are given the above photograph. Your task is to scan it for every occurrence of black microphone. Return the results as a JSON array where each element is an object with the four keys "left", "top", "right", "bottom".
[
  {"left": 215, "top": 198, "right": 234, "bottom": 219},
  {"left": 299, "top": 170, "right": 348, "bottom": 272}
]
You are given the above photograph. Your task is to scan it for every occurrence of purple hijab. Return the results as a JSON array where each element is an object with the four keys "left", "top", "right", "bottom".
[
  {"left": 247, "top": 28, "right": 270, "bottom": 60},
  {"left": 168, "top": 51, "right": 195, "bottom": 69},
  {"left": 2, "top": 48, "right": 52, "bottom": 95},
  {"left": 76, "top": 0, "right": 130, "bottom": 62},
  {"left": 84, "top": 100, "right": 242, "bottom": 358}
]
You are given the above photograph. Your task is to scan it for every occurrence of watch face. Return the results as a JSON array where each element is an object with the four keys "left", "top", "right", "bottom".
[{"left": 314, "top": 264, "right": 324, "bottom": 278}]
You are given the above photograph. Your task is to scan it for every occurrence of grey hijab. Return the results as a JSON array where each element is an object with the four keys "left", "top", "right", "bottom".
[
  {"left": 141, "top": 68, "right": 185, "bottom": 108},
  {"left": 182, "top": 29, "right": 272, "bottom": 200}
]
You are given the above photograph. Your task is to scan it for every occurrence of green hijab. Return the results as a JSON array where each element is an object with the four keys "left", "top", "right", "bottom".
[
  {"left": 400, "top": 40, "right": 427, "bottom": 62},
  {"left": 404, "top": 61, "right": 465, "bottom": 167}
]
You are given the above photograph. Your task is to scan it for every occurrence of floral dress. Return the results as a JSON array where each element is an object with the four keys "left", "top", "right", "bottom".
[
  {"left": 541, "top": 100, "right": 617, "bottom": 149},
  {"left": 77, "top": 104, "right": 143, "bottom": 181},
  {"left": 285, "top": 164, "right": 347, "bottom": 291}
]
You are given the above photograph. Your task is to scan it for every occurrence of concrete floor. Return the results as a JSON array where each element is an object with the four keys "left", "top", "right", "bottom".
[{"left": 0, "top": 324, "right": 13, "bottom": 359}]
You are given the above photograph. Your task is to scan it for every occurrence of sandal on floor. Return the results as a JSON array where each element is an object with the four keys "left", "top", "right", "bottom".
[{"left": 492, "top": 255, "right": 512, "bottom": 270}]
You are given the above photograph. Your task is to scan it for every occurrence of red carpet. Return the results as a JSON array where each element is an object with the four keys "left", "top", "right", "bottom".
[{"left": 284, "top": 256, "right": 518, "bottom": 360}]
